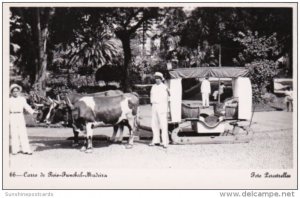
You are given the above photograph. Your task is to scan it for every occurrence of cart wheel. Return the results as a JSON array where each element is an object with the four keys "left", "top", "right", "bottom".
[
  {"left": 168, "top": 123, "right": 179, "bottom": 144},
  {"left": 170, "top": 127, "right": 181, "bottom": 144}
]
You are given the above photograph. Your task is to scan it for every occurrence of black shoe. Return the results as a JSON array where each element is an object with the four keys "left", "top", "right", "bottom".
[{"left": 23, "top": 152, "right": 33, "bottom": 155}]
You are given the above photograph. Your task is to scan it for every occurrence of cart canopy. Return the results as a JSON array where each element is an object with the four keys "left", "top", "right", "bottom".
[{"left": 168, "top": 67, "right": 249, "bottom": 79}]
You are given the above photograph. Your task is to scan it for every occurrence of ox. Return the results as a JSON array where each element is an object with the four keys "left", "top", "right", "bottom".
[
  {"left": 66, "top": 92, "right": 139, "bottom": 152},
  {"left": 46, "top": 90, "right": 139, "bottom": 152},
  {"left": 44, "top": 90, "right": 123, "bottom": 125}
]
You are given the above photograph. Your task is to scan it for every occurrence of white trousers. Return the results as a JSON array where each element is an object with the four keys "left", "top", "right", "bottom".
[
  {"left": 10, "top": 114, "right": 31, "bottom": 154},
  {"left": 151, "top": 104, "right": 169, "bottom": 146},
  {"left": 202, "top": 93, "right": 210, "bottom": 107}
]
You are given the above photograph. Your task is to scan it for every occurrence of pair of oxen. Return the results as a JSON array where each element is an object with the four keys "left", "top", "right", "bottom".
[{"left": 35, "top": 90, "right": 139, "bottom": 153}]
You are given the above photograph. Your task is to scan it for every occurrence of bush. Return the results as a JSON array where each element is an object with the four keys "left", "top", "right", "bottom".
[{"left": 246, "top": 60, "right": 278, "bottom": 103}]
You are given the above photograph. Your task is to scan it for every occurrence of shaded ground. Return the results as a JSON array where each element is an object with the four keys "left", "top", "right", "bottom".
[{"left": 9, "top": 105, "right": 294, "bottom": 170}]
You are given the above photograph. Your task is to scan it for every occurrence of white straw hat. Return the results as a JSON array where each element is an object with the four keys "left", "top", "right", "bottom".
[
  {"left": 154, "top": 72, "right": 164, "bottom": 80},
  {"left": 10, "top": 84, "right": 22, "bottom": 93}
]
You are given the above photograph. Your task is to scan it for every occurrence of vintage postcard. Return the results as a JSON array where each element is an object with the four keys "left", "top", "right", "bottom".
[{"left": 2, "top": 2, "right": 297, "bottom": 190}]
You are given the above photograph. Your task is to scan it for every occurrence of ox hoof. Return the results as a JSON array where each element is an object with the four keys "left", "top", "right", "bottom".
[
  {"left": 45, "top": 121, "right": 51, "bottom": 125},
  {"left": 85, "top": 148, "right": 93, "bottom": 153},
  {"left": 125, "top": 144, "right": 133, "bottom": 149},
  {"left": 80, "top": 146, "right": 87, "bottom": 152}
]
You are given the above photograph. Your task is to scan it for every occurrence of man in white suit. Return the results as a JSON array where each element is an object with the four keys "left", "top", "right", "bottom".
[
  {"left": 9, "top": 84, "right": 38, "bottom": 155},
  {"left": 150, "top": 72, "right": 169, "bottom": 149},
  {"left": 201, "top": 76, "right": 211, "bottom": 108}
]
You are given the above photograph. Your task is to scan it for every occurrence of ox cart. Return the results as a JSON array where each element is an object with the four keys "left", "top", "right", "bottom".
[{"left": 138, "top": 67, "right": 254, "bottom": 144}]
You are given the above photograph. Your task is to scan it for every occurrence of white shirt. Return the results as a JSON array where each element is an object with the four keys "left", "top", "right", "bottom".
[
  {"left": 10, "top": 96, "right": 34, "bottom": 114},
  {"left": 150, "top": 83, "right": 169, "bottom": 105},
  {"left": 201, "top": 79, "right": 211, "bottom": 94},
  {"left": 219, "top": 84, "right": 225, "bottom": 94}
]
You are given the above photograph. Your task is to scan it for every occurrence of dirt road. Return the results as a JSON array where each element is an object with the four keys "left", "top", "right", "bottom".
[{"left": 9, "top": 106, "right": 293, "bottom": 170}]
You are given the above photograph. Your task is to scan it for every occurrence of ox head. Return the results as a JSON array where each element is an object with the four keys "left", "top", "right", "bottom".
[{"left": 44, "top": 97, "right": 71, "bottom": 125}]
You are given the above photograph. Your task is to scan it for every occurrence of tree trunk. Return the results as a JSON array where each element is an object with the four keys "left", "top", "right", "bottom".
[
  {"left": 35, "top": 8, "right": 41, "bottom": 85},
  {"left": 119, "top": 33, "right": 132, "bottom": 92},
  {"left": 36, "top": 32, "right": 48, "bottom": 96},
  {"left": 35, "top": 8, "right": 55, "bottom": 97}
]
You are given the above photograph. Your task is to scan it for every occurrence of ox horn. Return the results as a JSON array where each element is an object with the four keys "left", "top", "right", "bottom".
[{"left": 48, "top": 97, "right": 53, "bottom": 102}]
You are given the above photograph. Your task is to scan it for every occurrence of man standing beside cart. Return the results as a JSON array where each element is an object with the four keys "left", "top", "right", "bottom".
[
  {"left": 201, "top": 76, "right": 211, "bottom": 108},
  {"left": 149, "top": 72, "right": 170, "bottom": 149}
]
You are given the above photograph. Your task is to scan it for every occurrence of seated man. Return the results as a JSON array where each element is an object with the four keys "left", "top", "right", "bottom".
[
  {"left": 213, "top": 82, "right": 225, "bottom": 100},
  {"left": 214, "top": 97, "right": 238, "bottom": 117}
]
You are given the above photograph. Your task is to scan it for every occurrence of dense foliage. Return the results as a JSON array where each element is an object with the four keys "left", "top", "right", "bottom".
[
  {"left": 10, "top": 6, "right": 292, "bottom": 101},
  {"left": 246, "top": 60, "right": 278, "bottom": 103}
]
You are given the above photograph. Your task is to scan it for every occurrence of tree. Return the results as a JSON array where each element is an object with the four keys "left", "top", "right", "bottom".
[
  {"left": 35, "top": 8, "right": 56, "bottom": 96},
  {"left": 234, "top": 31, "right": 280, "bottom": 102},
  {"left": 157, "top": 8, "right": 187, "bottom": 59},
  {"left": 10, "top": 7, "right": 292, "bottom": 94},
  {"left": 10, "top": 8, "right": 37, "bottom": 83},
  {"left": 246, "top": 60, "right": 278, "bottom": 103},
  {"left": 49, "top": 10, "right": 123, "bottom": 88},
  {"left": 179, "top": 8, "right": 292, "bottom": 65},
  {"left": 55, "top": 18, "right": 122, "bottom": 72},
  {"left": 9, "top": 11, "right": 21, "bottom": 75},
  {"left": 10, "top": 8, "right": 56, "bottom": 96},
  {"left": 233, "top": 30, "right": 279, "bottom": 62},
  {"left": 51, "top": 7, "right": 161, "bottom": 91},
  {"left": 104, "top": 8, "right": 160, "bottom": 91}
]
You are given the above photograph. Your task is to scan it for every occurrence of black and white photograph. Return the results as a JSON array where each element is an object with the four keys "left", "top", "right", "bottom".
[{"left": 2, "top": 2, "right": 297, "bottom": 190}]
